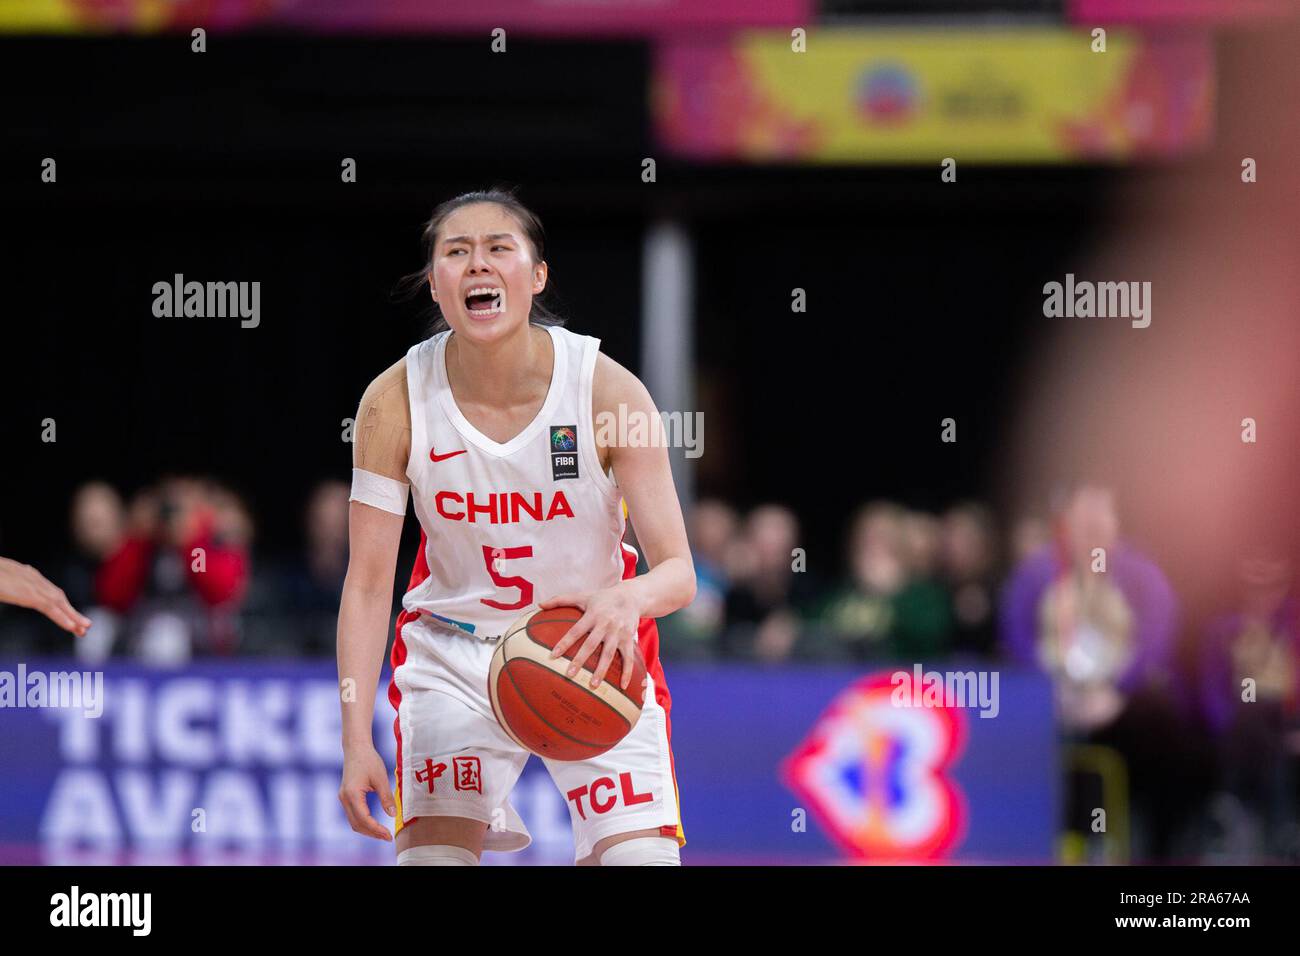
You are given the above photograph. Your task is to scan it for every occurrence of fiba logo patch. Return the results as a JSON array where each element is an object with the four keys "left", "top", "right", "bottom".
[{"left": 550, "top": 425, "right": 579, "bottom": 480}]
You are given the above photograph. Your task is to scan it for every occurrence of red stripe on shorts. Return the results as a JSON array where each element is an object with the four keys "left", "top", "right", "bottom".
[
  {"left": 390, "top": 528, "right": 433, "bottom": 828},
  {"left": 619, "top": 526, "right": 684, "bottom": 846}
]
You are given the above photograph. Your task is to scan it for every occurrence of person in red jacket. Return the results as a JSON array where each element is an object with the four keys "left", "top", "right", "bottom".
[{"left": 95, "top": 476, "right": 250, "bottom": 661}]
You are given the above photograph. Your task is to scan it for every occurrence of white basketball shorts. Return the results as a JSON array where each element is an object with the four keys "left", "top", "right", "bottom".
[{"left": 389, "top": 615, "right": 684, "bottom": 863}]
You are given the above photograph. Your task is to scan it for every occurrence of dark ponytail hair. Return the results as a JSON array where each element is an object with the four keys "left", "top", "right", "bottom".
[{"left": 395, "top": 186, "right": 565, "bottom": 337}]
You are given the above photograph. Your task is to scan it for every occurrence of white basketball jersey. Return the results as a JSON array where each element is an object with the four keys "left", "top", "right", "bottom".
[{"left": 401, "top": 324, "right": 634, "bottom": 639}]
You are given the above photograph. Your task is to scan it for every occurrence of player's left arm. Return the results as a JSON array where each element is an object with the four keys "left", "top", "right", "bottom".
[{"left": 542, "top": 353, "right": 697, "bottom": 690}]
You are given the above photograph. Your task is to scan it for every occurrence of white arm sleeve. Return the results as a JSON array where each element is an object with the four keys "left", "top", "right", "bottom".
[{"left": 349, "top": 467, "right": 409, "bottom": 516}]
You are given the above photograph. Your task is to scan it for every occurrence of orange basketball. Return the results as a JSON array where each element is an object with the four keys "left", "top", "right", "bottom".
[{"left": 488, "top": 604, "right": 646, "bottom": 761}]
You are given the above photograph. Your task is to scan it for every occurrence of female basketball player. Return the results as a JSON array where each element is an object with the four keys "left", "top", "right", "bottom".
[{"left": 337, "top": 189, "right": 695, "bottom": 866}]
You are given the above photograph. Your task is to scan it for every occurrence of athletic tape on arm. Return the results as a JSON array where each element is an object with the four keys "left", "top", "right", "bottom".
[
  {"left": 353, "top": 356, "right": 412, "bottom": 482},
  {"left": 350, "top": 468, "right": 409, "bottom": 516}
]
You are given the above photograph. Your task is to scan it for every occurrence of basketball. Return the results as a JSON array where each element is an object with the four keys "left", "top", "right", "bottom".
[{"left": 488, "top": 604, "right": 647, "bottom": 761}]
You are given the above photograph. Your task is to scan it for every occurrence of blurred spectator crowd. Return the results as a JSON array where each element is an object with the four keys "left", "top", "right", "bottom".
[
  {"left": 0, "top": 478, "right": 1296, "bottom": 863},
  {"left": 0, "top": 476, "right": 350, "bottom": 664},
  {"left": 663, "top": 487, "right": 1300, "bottom": 864}
]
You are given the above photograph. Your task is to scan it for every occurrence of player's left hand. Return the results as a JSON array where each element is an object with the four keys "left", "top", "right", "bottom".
[{"left": 541, "top": 588, "right": 641, "bottom": 691}]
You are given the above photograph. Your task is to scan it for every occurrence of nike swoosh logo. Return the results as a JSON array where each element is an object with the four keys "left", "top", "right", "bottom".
[{"left": 429, "top": 446, "right": 467, "bottom": 463}]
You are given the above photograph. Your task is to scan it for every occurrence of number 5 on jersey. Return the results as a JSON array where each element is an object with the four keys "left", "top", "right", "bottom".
[{"left": 481, "top": 545, "right": 534, "bottom": 611}]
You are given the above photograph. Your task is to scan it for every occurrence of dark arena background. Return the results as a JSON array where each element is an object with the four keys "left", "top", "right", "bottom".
[{"left": 2, "top": 0, "right": 1300, "bottom": 887}]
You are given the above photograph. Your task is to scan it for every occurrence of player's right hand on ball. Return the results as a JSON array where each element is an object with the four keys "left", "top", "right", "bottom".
[{"left": 339, "top": 744, "right": 397, "bottom": 842}]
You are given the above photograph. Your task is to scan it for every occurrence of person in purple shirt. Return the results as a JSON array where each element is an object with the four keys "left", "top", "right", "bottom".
[
  {"left": 999, "top": 484, "right": 1192, "bottom": 860},
  {"left": 1198, "top": 549, "right": 1300, "bottom": 860},
  {"left": 1001, "top": 486, "right": 1178, "bottom": 731}
]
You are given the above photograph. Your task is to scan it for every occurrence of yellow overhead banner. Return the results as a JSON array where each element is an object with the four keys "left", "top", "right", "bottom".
[{"left": 654, "top": 29, "right": 1214, "bottom": 163}]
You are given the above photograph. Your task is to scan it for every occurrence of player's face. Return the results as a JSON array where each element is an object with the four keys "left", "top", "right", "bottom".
[{"left": 429, "top": 203, "right": 546, "bottom": 343}]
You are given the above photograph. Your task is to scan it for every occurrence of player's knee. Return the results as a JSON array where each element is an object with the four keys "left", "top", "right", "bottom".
[
  {"left": 598, "top": 836, "right": 681, "bottom": 866},
  {"left": 396, "top": 844, "right": 480, "bottom": 866},
  {"left": 395, "top": 815, "right": 486, "bottom": 860}
]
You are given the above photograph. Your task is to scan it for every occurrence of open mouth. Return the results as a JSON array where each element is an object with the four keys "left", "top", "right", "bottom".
[{"left": 464, "top": 286, "right": 505, "bottom": 318}]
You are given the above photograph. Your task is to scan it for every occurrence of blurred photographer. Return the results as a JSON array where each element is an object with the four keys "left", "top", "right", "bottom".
[{"left": 94, "top": 475, "right": 251, "bottom": 664}]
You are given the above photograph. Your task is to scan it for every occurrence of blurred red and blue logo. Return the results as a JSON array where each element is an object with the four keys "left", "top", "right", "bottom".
[
  {"left": 781, "top": 672, "right": 968, "bottom": 860},
  {"left": 856, "top": 64, "right": 920, "bottom": 125}
]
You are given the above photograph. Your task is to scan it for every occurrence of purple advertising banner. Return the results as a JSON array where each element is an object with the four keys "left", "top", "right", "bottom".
[{"left": 0, "top": 659, "right": 1056, "bottom": 865}]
